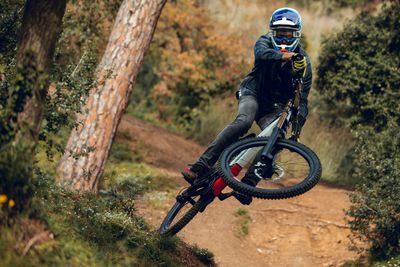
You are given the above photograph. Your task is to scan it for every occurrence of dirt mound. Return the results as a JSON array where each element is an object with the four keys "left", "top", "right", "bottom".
[
  {"left": 118, "top": 114, "right": 204, "bottom": 180},
  {"left": 118, "top": 114, "right": 359, "bottom": 267}
]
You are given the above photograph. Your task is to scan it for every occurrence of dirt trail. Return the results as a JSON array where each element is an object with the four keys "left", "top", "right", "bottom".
[{"left": 118, "top": 114, "right": 359, "bottom": 267}]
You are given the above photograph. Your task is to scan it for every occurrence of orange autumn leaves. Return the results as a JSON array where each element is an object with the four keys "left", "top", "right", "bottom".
[{"left": 149, "top": 0, "right": 250, "bottom": 123}]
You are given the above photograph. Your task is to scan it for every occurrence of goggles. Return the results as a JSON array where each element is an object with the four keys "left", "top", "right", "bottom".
[{"left": 271, "top": 30, "right": 300, "bottom": 44}]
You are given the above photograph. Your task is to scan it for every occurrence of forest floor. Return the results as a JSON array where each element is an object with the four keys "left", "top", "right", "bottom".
[{"left": 117, "top": 114, "right": 362, "bottom": 267}]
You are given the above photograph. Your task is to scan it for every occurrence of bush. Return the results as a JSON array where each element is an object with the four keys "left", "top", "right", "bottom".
[
  {"left": 347, "top": 122, "right": 400, "bottom": 259},
  {"left": 315, "top": 0, "right": 400, "bottom": 259}
]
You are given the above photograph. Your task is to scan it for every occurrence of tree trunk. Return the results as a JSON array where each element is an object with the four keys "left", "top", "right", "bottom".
[
  {"left": 58, "top": 0, "right": 167, "bottom": 193},
  {"left": 16, "top": 0, "right": 67, "bottom": 141}
]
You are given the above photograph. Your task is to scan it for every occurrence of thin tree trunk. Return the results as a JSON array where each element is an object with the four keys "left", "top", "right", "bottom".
[
  {"left": 58, "top": 0, "right": 167, "bottom": 193},
  {"left": 16, "top": 0, "right": 67, "bottom": 141}
]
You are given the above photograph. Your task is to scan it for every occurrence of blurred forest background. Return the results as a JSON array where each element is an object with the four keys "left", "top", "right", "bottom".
[{"left": 0, "top": 0, "right": 399, "bottom": 266}]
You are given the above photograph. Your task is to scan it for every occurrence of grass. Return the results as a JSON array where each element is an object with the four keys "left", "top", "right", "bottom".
[
  {"left": 102, "top": 160, "right": 178, "bottom": 193},
  {"left": 3, "top": 137, "right": 212, "bottom": 267},
  {"left": 143, "top": 191, "right": 171, "bottom": 210},
  {"left": 233, "top": 208, "right": 251, "bottom": 237},
  {"left": 301, "top": 114, "right": 356, "bottom": 186},
  {"left": 0, "top": 176, "right": 183, "bottom": 266},
  {"left": 190, "top": 96, "right": 237, "bottom": 145},
  {"left": 0, "top": 163, "right": 214, "bottom": 266},
  {"left": 190, "top": 244, "right": 216, "bottom": 266}
]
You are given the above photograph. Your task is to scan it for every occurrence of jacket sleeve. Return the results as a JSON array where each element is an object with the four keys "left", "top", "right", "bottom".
[
  {"left": 254, "top": 35, "right": 285, "bottom": 61},
  {"left": 298, "top": 55, "right": 312, "bottom": 130}
]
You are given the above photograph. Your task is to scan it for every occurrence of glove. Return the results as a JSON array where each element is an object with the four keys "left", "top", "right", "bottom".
[{"left": 292, "top": 53, "right": 307, "bottom": 77}]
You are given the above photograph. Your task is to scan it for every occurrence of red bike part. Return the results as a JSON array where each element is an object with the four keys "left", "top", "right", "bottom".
[{"left": 212, "top": 164, "right": 242, "bottom": 196}]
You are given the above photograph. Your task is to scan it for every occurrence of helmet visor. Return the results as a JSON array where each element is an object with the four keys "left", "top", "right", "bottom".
[{"left": 271, "top": 9, "right": 301, "bottom": 27}]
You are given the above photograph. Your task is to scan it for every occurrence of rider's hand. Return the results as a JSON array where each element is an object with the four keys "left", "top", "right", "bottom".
[
  {"left": 292, "top": 53, "right": 307, "bottom": 77},
  {"left": 281, "top": 52, "right": 295, "bottom": 61}
]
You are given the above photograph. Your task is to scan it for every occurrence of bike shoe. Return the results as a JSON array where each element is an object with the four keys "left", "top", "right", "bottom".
[
  {"left": 233, "top": 191, "right": 252, "bottom": 205},
  {"left": 181, "top": 168, "right": 199, "bottom": 185}
]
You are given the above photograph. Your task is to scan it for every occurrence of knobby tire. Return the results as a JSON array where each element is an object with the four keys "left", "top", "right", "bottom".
[{"left": 159, "top": 196, "right": 207, "bottom": 236}]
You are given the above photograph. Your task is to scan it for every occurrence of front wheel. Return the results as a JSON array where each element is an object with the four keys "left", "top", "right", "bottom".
[{"left": 217, "top": 137, "right": 322, "bottom": 200}]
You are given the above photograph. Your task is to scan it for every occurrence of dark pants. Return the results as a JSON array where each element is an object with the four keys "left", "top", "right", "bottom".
[{"left": 195, "top": 95, "right": 283, "bottom": 171}]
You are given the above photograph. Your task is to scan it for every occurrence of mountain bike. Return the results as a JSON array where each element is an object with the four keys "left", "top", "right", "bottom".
[{"left": 159, "top": 55, "right": 322, "bottom": 236}]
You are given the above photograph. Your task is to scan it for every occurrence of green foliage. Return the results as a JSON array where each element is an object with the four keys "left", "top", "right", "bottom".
[
  {"left": 0, "top": 0, "right": 122, "bottom": 225},
  {"left": 0, "top": 141, "right": 35, "bottom": 218},
  {"left": 41, "top": 0, "right": 122, "bottom": 159},
  {"left": 101, "top": 160, "right": 178, "bottom": 193},
  {"left": 234, "top": 208, "right": 251, "bottom": 237},
  {"left": 0, "top": 51, "right": 37, "bottom": 144},
  {"left": 0, "top": 176, "right": 184, "bottom": 266},
  {"left": 190, "top": 244, "right": 216, "bottom": 266},
  {"left": 316, "top": 3, "right": 400, "bottom": 129},
  {"left": 373, "top": 255, "right": 400, "bottom": 267},
  {"left": 109, "top": 142, "right": 144, "bottom": 163},
  {"left": 316, "top": 1, "right": 400, "bottom": 259},
  {"left": 0, "top": 51, "right": 42, "bottom": 219},
  {"left": 347, "top": 122, "right": 400, "bottom": 259},
  {"left": 0, "top": 0, "right": 24, "bottom": 68}
]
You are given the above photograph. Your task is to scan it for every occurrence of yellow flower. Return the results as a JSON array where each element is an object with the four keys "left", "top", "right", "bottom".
[
  {"left": 0, "top": 194, "right": 7, "bottom": 204},
  {"left": 8, "top": 200, "right": 15, "bottom": 208}
]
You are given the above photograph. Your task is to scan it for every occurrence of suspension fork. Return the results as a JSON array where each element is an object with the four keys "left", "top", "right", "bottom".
[{"left": 260, "top": 101, "right": 292, "bottom": 161}]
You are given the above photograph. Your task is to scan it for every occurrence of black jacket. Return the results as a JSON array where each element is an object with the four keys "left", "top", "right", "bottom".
[{"left": 237, "top": 34, "right": 312, "bottom": 125}]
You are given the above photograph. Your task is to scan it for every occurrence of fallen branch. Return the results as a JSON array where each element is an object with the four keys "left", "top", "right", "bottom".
[{"left": 22, "top": 231, "right": 51, "bottom": 256}]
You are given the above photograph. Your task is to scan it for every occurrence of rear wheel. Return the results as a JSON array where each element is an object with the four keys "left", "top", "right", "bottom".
[
  {"left": 159, "top": 194, "right": 207, "bottom": 235},
  {"left": 217, "top": 137, "right": 321, "bottom": 199}
]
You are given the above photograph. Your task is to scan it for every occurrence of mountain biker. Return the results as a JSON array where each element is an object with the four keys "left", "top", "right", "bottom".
[{"left": 182, "top": 7, "right": 312, "bottom": 205}]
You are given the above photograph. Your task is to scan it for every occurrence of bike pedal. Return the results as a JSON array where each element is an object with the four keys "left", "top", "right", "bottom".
[
  {"left": 233, "top": 191, "right": 252, "bottom": 205},
  {"left": 199, "top": 195, "right": 215, "bottom": 212},
  {"left": 218, "top": 191, "right": 234, "bottom": 201}
]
